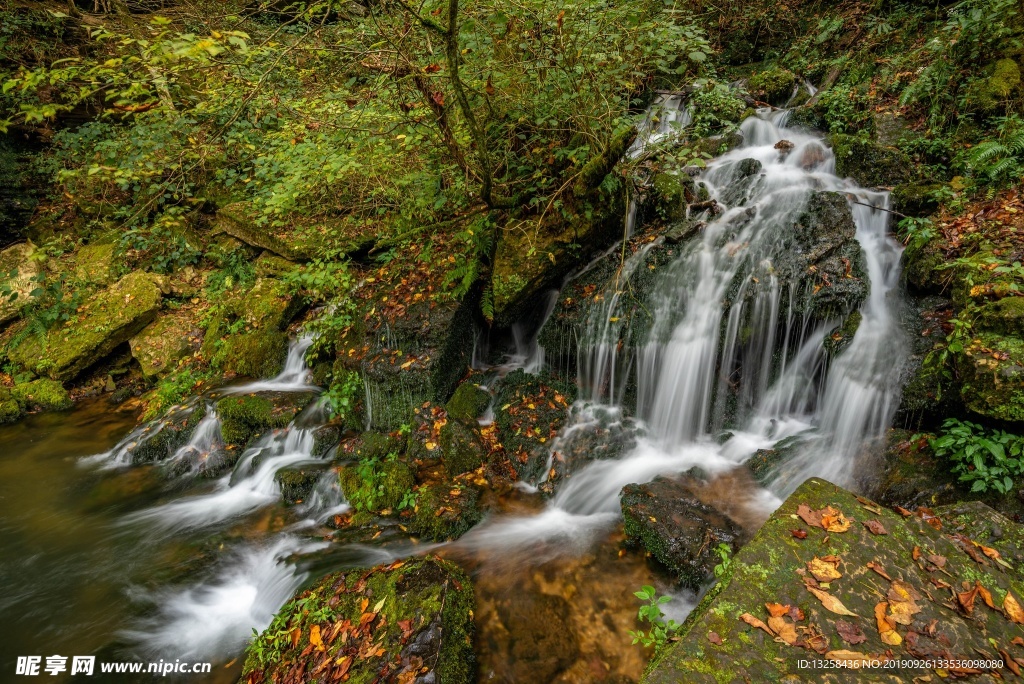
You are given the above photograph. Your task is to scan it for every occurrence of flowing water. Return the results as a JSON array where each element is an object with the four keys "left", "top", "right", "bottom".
[{"left": 0, "top": 106, "right": 907, "bottom": 683}]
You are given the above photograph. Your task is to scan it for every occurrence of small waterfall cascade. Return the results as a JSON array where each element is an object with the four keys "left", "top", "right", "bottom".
[{"left": 224, "top": 334, "right": 317, "bottom": 394}]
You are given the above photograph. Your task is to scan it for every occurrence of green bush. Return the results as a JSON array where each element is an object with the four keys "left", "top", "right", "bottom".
[{"left": 929, "top": 418, "right": 1024, "bottom": 494}]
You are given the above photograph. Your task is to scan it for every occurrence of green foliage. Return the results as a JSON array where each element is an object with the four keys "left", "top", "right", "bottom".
[
  {"left": 897, "top": 216, "right": 937, "bottom": 253},
  {"left": 817, "top": 84, "right": 872, "bottom": 134},
  {"left": 688, "top": 82, "right": 746, "bottom": 138},
  {"left": 930, "top": 418, "right": 1024, "bottom": 494},
  {"left": 284, "top": 259, "right": 357, "bottom": 357},
  {"left": 324, "top": 369, "right": 361, "bottom": 421},
  {"left": 628, "top": 585, "right": 681, "bottom": 649},
  {"left": 963, "top": 115, "right": 1024, "bottom": 187},
  {"left": 2, "top": 269, "right": 82, "bottom": 350},
  {"left": 712, "top": 542, "right": 733, "bottom": 578},
  {"left": 145, "top": 365, "right": 214, "bottom": 419}
]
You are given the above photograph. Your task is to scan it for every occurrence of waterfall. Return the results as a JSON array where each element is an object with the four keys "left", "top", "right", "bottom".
[{"left": 224, "top": 335, "right": 317, "bottom": 394}]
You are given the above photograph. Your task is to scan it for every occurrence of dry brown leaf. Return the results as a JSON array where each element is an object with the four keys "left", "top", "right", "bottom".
[
  {"left": 875, "top": 602, "right": 902, "bottom": 646},
  {"left": 707, "top": 631, "right": 723, "bottom": 645},
  {"left": 836, "top": 619, "right": 867, "bottom": 645},
  {"left": 895, "top": 506, "right": 913, "bottom": 517},
  {"left": 888, "top": 580, "right": 923, "bottom": 626},
  {"left": 912, "top": 546, "right": 921, "bottom": 561},
  {"left": 791, "top": 528, "right": 808, "bottom": 539},
  {"left": 826, "top": 650, "right": 874, "bottom": 667},
  {"left": 1012, "top": 636, "right": 1024, "bottom": 647},
  {"left": 927, "top": 554, "right": 947, "bottom": 569},
  {"left": 807, "top": 557, "right": 843, "bottom": 583},
  {"left": 864, "top": 519, "right": 888, "bottom": 535},
  {"left": 957, "top": 584, "right": 979, "bottom": 615},
  {"left": 768, "top": 616, "right": 798, "bottom": 645},
  {"left": 1004, "top": 591, "right": 1024, "bottom": 624},
  {"left": 766, "top": 603, "right": 790, "bottom": 618},
  {"left": 739, "top": 612, "right": 774, "bottom": 636},
  {"left": 866, "top": 561, "right": 892, "bottom": 581},
  {"left": 797, "top": 504, "right": 823, "bottom": 528},
  {"left": 807, "top": 586, "right": 859, "bottom": 616},
  {"left": 788, "top": 605, "right": 806, "bottom": 621}
]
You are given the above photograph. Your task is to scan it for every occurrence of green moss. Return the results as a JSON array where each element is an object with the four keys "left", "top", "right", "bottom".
[
  {"left": 241, "top": 556, "right": 475, "bottom": 684},
  {"left": 957, "top": 332, "right": 1024, "bottom": 422},
  {"left": 976, "top": 297, "right": 1024, "bottom": 337},
  {"left": 411, "top": 482, "right": 483, "bottom": 541},
  {"left": 11, "top": 378, "right": 72, "bottom": 412},
  {"left": 748, "top": 67, "right": 796, "bottom": 105},
  {"left": 439, "top": 420, "right": 486, "bottom": 477},
  {"left": 823, "top": 310, "right": 861, "bottom": 356},
  {"left": 338, "top": 458, "right": 415, "bottom": 514},
  {"left": 828, "top": 133, "right": 915, "bottom": 188},
  {"left": 891, "top": 181, "right": 941, "bottom": 218},
  {"left": 650, "top": 172, "right": 688, "bottom": 222},
  {"left": 74, "top": 242, "right": 116, "bottom": 285},
  {"left": 0, "top": 392, "right": 22, "bottom": 423},
  {"left": 215, "top": 328, "right": 288, "bottom": 379},
  {"left": 445, "top": 382, "right": 491, "bottom": 424},
  {"left": 216, "top": 395, "right": 287, "bottom": 446},
  {"left": 274, "top": 465, "right": 324, "bottom": 504},
  {"left": 965, "top": 59, "right": 1021, "bottom": 113}
]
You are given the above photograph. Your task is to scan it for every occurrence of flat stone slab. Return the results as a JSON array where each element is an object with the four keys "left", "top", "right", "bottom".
[{"left": 644, "top": 478, "right": 1024, "bottom": 683}]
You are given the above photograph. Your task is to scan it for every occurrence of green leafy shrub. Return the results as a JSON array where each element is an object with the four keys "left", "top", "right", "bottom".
[
  {"left": 628, "top": 585, "right": 681, "bottom": 649},
  {"left": 930, "top": 418, "right": 1024, "bottom": 494}
]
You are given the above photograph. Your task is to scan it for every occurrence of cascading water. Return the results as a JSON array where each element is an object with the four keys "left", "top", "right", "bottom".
[{"left": 224, "top": 334, "right": 317, "bottom": 394}]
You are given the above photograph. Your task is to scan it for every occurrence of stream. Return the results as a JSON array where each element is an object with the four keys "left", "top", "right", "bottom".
[{"left": 1, "top": 107, "right": 907, "bottom": 683}]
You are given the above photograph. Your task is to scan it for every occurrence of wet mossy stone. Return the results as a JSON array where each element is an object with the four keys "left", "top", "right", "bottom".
[
  {"left": 10, "top": 271, "right": 162, "bottom": 382},
  {"left": 253, "top": 252, "right": 297, "bottom": 278},
  {"left": 823, "top": 310, "right": 861, "bottom": 357},
  {"left": 895, "top": 296, "right": 959, "bottom": 428},
  {"left": 11, "top": 378, "right": 72, "bottom": 412},
  {"left": 891, "top": 180, "right": 941, "bottom": 218},
  {"left": 215, "top": 328, "right": 289, "bottom": 379},
  {"left": 275, "top": 464, "right": 328, "bottom": 505},
  {"left": 216, "top": 395, "right": 289, "bottom": 447},
  {"left": 343, "top": 431, "right": 402, "bottom": 461},
  {"left": 493, "top": 369, "right": 577, "bottom": 483},
  {"left": 746, "top": 435, "right": 805, "bottom": 486},
  {"left": 965, "top": 58, "right": 1021, "bottom": 113},
  {"left": 977, "top": 297, "right": 1024, "bottom": 338},
  {"left": 411, "top": 482, "right": 483, "bottom": 541},
  {"left": 621, "top": 476, "right": 742, "bottom": 590},
  {"left": 311, "top": 424, "right": 341, "bottom": 457},
  {"left": 129, "top": 404, "right": 209, "bottom": 464},
  {"left": 130, "top": 313, "right": 195, "bottom": 379},
  {"left": 0, "top": 242, "right": 40, "bottom": 326},
  {"left": 446, "top": 382, "right": 490, "bottom": 425},
  {"left": 643, "top": 478, "right": 1024, "bottom": 683},
  {"left": 338, "top": 458, "right": 415, "bottom": 514},
  {"left": 74, "top": 242, "right": 116, "bottom": 286},
  {"left": 828, "top": 133, "right": 915, "bottom": 188},
  {"left": 241, "top": 556, "right": 475, "bottom": 684},
  {"left": 439, "top": 419, "right": 486, "bottom": 477},
  {"left": 649, "top": 172, "right": 689, "bottom": 222},
  {"left": 748, "top": 67, "right": 797, "bottom": 105},
  {"left": 956, "top": 332, "right": 1024, "bottom": 423},
  {"left": 0, "top": 388, "right": 22, "bottom": 423}
]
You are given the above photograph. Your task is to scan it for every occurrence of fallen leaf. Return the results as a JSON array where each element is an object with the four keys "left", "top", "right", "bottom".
[
  {"left": 797, "top": 504, "right": 823, "bottom": 528},
  {"left": 739, "top": 612, "right": 774, "bottom": 636},
  {"left": 867, "top": 561, "right": 892, "bottom": 581},
  {"left": 807, "top": 586, "right": 859, "bottom": 616},
  {"left": 788, "top": 605, "right": 806, "bottom": 621},
  {"left": 807, "top": 557, "right": 843, "bottom": 582},
  {"left": 926, "top": 554, "right": 947, "bottom": 569},
  {"left": 857, "top": 496, "right": 883, "bottom": 514},
  {"left": 791, "top": 528, "right": 808, "bottom": 539},
  {"left": 766, "top": 603, "right": 790, "bottom": 618},
  {"left": 1012, "top": 636, "right": 1024, "bottom": 647},
  {"left": 888, "top": 580, "right": 923, "bottom": 625},
  {"left": 707, "top": 631, "right": 723, "bottom": 645},
  {"left": 820, "top": 506, "right": 852, "bottom": 533},
  {"left": 309, "top": 624, "right": 325, "bottom": 651},
  {"left": 875, "top": 602, "right": 902, "bottom": 646},
  {"left": 957, "top": 584, "right": 979, "bottom": 615},
  {"left": 864, "top": 519, "right": 888, "bottom": 535},
  {"left": 895, "top": 506, "right": 913, "bottom": 517},
  {"left": 826, "top": 650, "right": 874, "bottom": 667},
  {"left": 836, "top": 619, "right": 867, "bottom": 645},
  {"left": 1004, "top": 591, "right": 1024, "bottom": 624},
  {"left": 768, "top": 616, "right": 798, "bottom": 645},
  {"left": 912, "top": 546, "right": 921, "bottom": 561},
  {"left": 1002, "top": 648, "right": 1022, "bottom": 676}
]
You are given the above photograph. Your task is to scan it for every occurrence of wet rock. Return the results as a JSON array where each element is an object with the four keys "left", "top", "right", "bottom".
[
  {"left": 823, "top": 310, "right": 861, "bottom": 357},
  {"left": 976, "top": 297, "right": 1024, "bottom": 338},
  {"left": 894, "top": 296, "right": 958, "bottom": 428},
  {"left": 241, "top": 556, "right": 475, "bottom": 684},
  {"left": 736, "top": 157, "right": 762, "bottom": 178},
  {"left": 956, "top": 332, "right": 1024, "bottom": 423},
  {"left": 10, "top": 271, "right": 162, "bottom": 381},
  {"left": 311, "top": 423, "right": 341, "bottom": 457},
  {"left": 275, "top": 463, "right": 329, "bottom": 504},
  {"left": 644, "top": 478, "right": 1024, "bottom": 683},
  {"left": 829, "top": 132, "right": 916, "bottom": 187},
  {"left": 130, "top": 312, "right": 199, "bottom": 379},
  {"left": 439, "top": 419, "right": 486, "bottom": 477},
  {"left": 0, "top": 389, "right": 21, "bottom": 423},
  {"left": 253, "top": 251, "right": 297, "bottom": 278},
  {"left": 891, "top": 180, "right": 941, "bottom": 218},
  {"left": 216, "top": 394, "right": 294, "bottom": 447},
  {"left": 410, "top": 481, "right": 482, "bottom": 541},
  {"left": 621, "top": 476, "right": 742, "bottom": 590},
  {"left": 445, "top": 382, "right": 490, "bottom": 424},
  {"left": 746, "top": 435, "right": 805, "bottom": 486},
  {"left": 492, "top": 369, "right": 576, "bottom": 483},
  {"left": 797, "top": 141, "right": 828, "bottom": 171},
  {"left": 73, "top": 242, "right": 116, "bottom": 286},
  {"left": 0, "top": 242, "right": 40, "bottom": 326},
  {"left": 491, "top": 592, "right": 578, "bottom": 683},
  {"left": 648, "top": 172, "right": 693, "bottom": 222},
  {"left": 11, "top": 378, "right": 72, "bottom": 412},
  {"left": 129, "top": 404, "right": 209, "bottom": 464}
]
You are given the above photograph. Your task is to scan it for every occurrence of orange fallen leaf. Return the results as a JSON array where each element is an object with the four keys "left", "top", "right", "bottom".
[
  {"left": 1004, "top": 591, "right": 1024, "bottom": 624},
  {"left": 807, "top": 586, "right": 859, "bottom": 616},
  {"left": 864, "top": 519, "right": 887, "bottom": 535},
  {"left": 866, "top": 561, "right": 892, "bottom": 581},
  {"left": 875, "top": 602, "right": 902, "bottom": 646},
  {"left": 309, "top": 624, "right": 325, "bottom": 651},
  {"left": 807, "top": 557, "right": 843, "bottom": 582},
  {"left": 766, "top": 603, "right": 790, "bottom": 618},
  {"left": 826, "top": 650, "right": 874, "bottom": 667},
  {"left": 739, "top": 612, "right": 774, "bottom": 636}
]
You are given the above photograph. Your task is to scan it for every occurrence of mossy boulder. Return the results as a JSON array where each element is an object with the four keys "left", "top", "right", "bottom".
[
  {"left": 212, "top": 203, "right": 310, "bottom": 261},
  {"left": 11, "top": 378, "right": 72, "bottom": 412},
  {"left": 439, "top": 420, "right": 486, "bottom": 477},
  {"left": 965, "top": 59, "right": 1021, "bottom": 113},
  {"left": 340, "top": 431, "right": 402, "bottom": 462},
  {"left": 0, "top": 242, "right": 40, "bottom": 326},
  {"left": 216, "top": 395, "right": 291, "bottom": 447},
  {"left": 649, "top": 172, "right": 692, "bottom": 222},
  {"left": 130, "top": 312, "right": 197, "bottom": 379},
  {"left": 10, "top": 271, "right": 162, "bottom": 381},
  {"left": 829, "top": 133, "right": 915, "bottom": 188},
  {"left": 311, "top": 424, "right": 341, "bottom": 457},
  {"left": 127, "top": 404, "right": 209, "bottom": 464},
  {"left": 215, "top": 329, "right": 289, "bottom": 379},
  {"left": 977, "top": 297, "right": 1024, "bottom": 338},
  {"left": 891, "top": 181, "right": 941, "bottom": 218},
  {"left": 254, "top": 252, "right": 297, "bottom": 278},
  {"left": 493, "top": 369, "right": 576, "bottom": 483},
  {"left": 411, "top": 482, "right": 483, "bottom": 541},
  {"left": 746, "top": 435, "right": 806, "bottom": 486},
  {"left": 338, "top": 458, "right": 415, "bottom": 514},
  {"left": 446, "top": 382, "right": 490, "bottom": 424},
  {"left": 748, "top": 67, "right": 797, "bottom": 105},
  {"left": 895, "top": 296, "right": 959, "bottom": 428},
  {"left": 643, "top": 477, "right": 1024, "bottom": 683},
  {"left": 274, "top": 464, "right": 328, "bottom": 505},
  {"left": 241, "top": 556, "right": 475, "bottom": 684},
  {"left": 74, "top": 242, "right": 116, "bottom": 286},
  {"left": 0, "top": 389, "right": 21, "bottom": 423},
  {"left": 622, "top": 476, "right": 743, "bottom": 590},
  {"left": 956, "top": 332, "right": 1024, "bottom": 423}
]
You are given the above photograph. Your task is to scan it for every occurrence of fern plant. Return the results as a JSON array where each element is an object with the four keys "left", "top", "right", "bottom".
[{"left": 965, "top": 116, "right": 1024, "bottom": 187}]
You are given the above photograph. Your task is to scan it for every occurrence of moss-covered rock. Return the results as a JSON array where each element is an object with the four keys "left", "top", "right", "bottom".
[
  {"left": 891, "top": 181, "right": 941, "bottom": 218},
  {"left": 0, "top": 388, "right": 22, "bottom": 423},
  {"left": 11, "top": 378, "right": 72, "bottom": 412},
  {"left": 0, "top": 241, "right": 40, "bottom": 326},
  {"left": 829, "top": 133, "right": 916, "bottom": 187},
  {"left": 621, "top": 476, "right": 742, "bottom": 590},
  {"left": 130, "top": 312, "right": 197, "bottom": 379},
  {"left": 10, "top": 271, "right": 162, "bottom": 381},
  {"left": 965, "top": 58, "right": 1021, "bottom": 113},
  {"left": 215, "top": 329, "right": 289, "bottom": 379},
  {"left": 253, "top": 252, "right": 297, "bottom": 278},
  {"left": 956, "top": 332, "right": 1024, "bottom": 423},
  {"left": 241, "top": 556, "right": 475, "bottom": 684},
  {"left": 338, "top": 458, "right": 415, "bottom": 514},
  {"left": 311, "top": 424, "right": 341, "bottom": 457},
  {"left": 895, "top": 296, "right": 959, "bottom": 428},
  {"left": 212, "top": 203, "right": 310, "bottom": 261},
  {"left": 445, "top": 382, "right": 490, "bottom": 425},
  {"left": 439, "top": 419, "right": 486, "bottom": 477},
  {"left": 748, "top": 67, "right": 797, "bottom": 105},
  {"left": 216, "top": 395, "right": 291, "bottom": 446},
  {"left": 643, "top": 478, "right": 1024, "bottom": 683},
  {"left": 649, "top": 172, "right": 691, "bottom": 222},
  {"left": 274, "top": 464, "right": 327, "bottom": 505},
  {"left": 74, "top": 242, "right": 116, "bottom": 286},
  {"left": 823, "top": 310, "right": 861, "bottom": 357},
  {"left": 977, "top": 297, "right": 1024, "bottom": 338},
  {"left": 493, "top": 369, "right": 576, "bottom": 483},
  {"left": 411, "top": 481, "right": 483, "bottom": 541}
]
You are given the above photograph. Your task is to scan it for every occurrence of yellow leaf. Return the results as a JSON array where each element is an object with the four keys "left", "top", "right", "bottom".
[
  {"left": 807, "top": 557, "right": 842, "bottom": 582},
  {"left": 1005, "top": 591, "right": 1024, "bottom": 624},
  {"left": 807, "top": 586, "right": 859, "bottom": 617},
  {"left": 826, "top": 650, "right": 874, "bottom": 667},
  {"left": 309, "top": 624, "right": 325, "bottom": 651},
  {"left": 767, "top": 616, "right": 797, "bottom": 645}
]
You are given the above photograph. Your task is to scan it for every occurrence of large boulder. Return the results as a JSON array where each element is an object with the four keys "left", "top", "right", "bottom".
[
  {"left": 241, "top": 557, "right": 476, "bottom": 684},
  {"left": 130, "top": 311, "right": 200, "bottom": 379},
  {"left": 621, "top": 476, "right": 743, "bottom": 590},
  {"left": 73, "top": 242, "right": 116, "bottom": 286},
  {"left": 492, "top": 369, "right": 576, "bottom": 483},
  {"left": 11, "top": 378, "right": 72, "bottom": 412},
  {"left": 10, "top": 271, "right": 161, "bottom": 381},
  {"left": 829, "top": 133, "right": 916, "bottom": 188},
  {"left": 956, "top": 331, "right": 1024, "bottom": 423},
  {"left": 644, "top": 478, "right": 1024, "bottom": 683},
  {"left": 0, "top": 242, "right": 40, "bottom": 326},
  {"left": 212, "top": 203, "right": 310, "bottom": 261}
]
